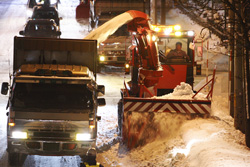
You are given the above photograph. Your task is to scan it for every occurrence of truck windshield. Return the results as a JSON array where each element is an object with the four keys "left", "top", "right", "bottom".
[{"left": 12, "top": 83, "right": 93, "bottom": 110}]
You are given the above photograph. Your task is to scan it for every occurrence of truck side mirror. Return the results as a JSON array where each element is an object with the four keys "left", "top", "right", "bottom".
[
  {"left": 19, "top": 31, "right": 24, "bottom": 35},
  {"left": 97, "top": 85, "right": 105, "bottom": 96},
  {"left": 1, "top": 82, "right": 9, "bottom": 95},
  {"left": 97, "top": 98, "right": 106, "bottom": 106}
]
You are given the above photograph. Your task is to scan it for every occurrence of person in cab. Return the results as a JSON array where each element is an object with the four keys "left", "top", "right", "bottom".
[{"left": 167, "top": 42, "right": 190, "bottom": 61}]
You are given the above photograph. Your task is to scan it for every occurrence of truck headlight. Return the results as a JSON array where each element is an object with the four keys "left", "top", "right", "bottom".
[
  {"left": 99, "top": 56, "right": 105, "bottom": 62},
  {"left": 76, "top": 133, "right": 91, "bottom": 141},
  {"left": 125, "top": 64, "right": 130, "bottom": 69},
  {"left": 12, "top": 131, "right": 27, "bottom": 139}
]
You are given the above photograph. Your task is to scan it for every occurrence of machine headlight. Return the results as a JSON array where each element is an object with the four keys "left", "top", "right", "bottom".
[
  {"left": 174, "top": 25, "right": 181, "bottom": 31},
  {"left": 76, "top": 133, "right": 91, "bottom": 141},
  {"left": 147, "top": 35, "right": 157, "bottom": 42},
  {"left": 154, "top": 27, "right": 160, "bottom": 32},
  {"left": 152, "top": 35, "right": 157, "bottom": 42},
  {"left": 187, "top": 31, "right": 195, "bottom": 36},
  {"left": 99, "top": 56, "right": 105, "bottom": 62},
  {"left": 12, "top": 131, "right": 27, "bottom": 139},
  {"left": 164, "top": 28, "right": 172, "bottom": 35},
  {"left": 175, "top": 31, "right": 182, "bottom": 36}
]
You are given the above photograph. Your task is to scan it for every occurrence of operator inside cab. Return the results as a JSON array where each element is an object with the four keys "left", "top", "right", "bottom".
[
  {"left": 159, "top": 42, "right": 190, "bottom": 63},
  {"left": 167, "top": 42, "right": 190, "bottom": 61}
]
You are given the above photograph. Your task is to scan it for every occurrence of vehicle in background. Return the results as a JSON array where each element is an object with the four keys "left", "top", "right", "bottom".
[
  {"left": 27, "top": 0, "right": 37, "bottom": 8},
  {"left": 28, "top": 0, "right": 59, "bottom": 9},
  {"left": 1, "top": 37, "right": 105, "bottom": 166},
  {"left": 19, "top": 19, "right": 61, "bottom": 38},
  {"left": 94, "top": 1, "right": 148, "bottom": 73},
  {"left": 31, "top": 5, "right": 61, "bottom": 26},
  {"left": 95, "top": 0, "right": 149, "bottom": 17},
  {"left": 76, "top": 0, "right": 97, "bottom": 31},
  {"left": 98, "top": 25, "right": 131, "bottom": 73}
]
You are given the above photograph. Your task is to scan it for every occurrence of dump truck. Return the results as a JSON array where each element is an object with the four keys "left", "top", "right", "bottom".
[
  {"left": 1, "top": 36, "right": 105, "bottom": 166},
  {"left": 95, "top": 1, "right": 149, "bottom": 72},
  {"left": 98, "top": 26, "right": 132, "bottom": 73}
]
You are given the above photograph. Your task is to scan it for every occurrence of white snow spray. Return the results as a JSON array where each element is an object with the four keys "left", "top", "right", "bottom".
[{"left": 84, "top": 12, "right": 133, "bottom": 44}]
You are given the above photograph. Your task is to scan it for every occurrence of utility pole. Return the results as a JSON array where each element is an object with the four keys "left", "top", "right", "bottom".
[
  {"left": 228, "top": 0, "right": 235, "bottom": 118},
  {"left": 234, "top": 1, "right": 245, "bottom": 133},
  {"left": 242, "top": 1, "right": 250, "bottom": 148},
  {"left": 161, "top": 0, "right": 166, "bottom": 24},
  {"left": 150, "top": 0, "right": 157, "bottom": 24}
]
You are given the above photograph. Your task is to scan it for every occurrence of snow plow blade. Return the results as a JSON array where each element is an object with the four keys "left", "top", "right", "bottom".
[{"left": 119, "top": 97, "right": 211, "bottom": 149}]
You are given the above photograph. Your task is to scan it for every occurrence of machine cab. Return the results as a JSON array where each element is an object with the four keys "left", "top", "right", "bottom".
[{"left": 152, "top": 25, "right": 195, "bottom": 95}]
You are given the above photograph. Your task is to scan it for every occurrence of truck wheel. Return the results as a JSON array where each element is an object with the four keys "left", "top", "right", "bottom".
[
  {"left": 86, "top": 155, "right": 97, "bottom": 165},
  {"left": 8, "top": 152, "right": 23, "bottom": 166},
  {"left": 81, "top": 155, "right": 97, "bottom": 166}
]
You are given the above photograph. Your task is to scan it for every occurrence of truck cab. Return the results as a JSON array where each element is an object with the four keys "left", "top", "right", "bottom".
[{"left": 1, "top": 37, "right": 105, "bottom": 166}]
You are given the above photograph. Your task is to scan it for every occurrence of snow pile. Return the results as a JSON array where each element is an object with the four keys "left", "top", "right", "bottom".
[
  {"left": 153, "top": 82, "right": 207, "bottom": 100},
  {"left": 84, "top": 12, "right": 133, "bottom": 44}
]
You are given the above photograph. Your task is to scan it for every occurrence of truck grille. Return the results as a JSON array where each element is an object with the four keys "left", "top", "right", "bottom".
[
  {"left": 33, "top": 132, "right": 70, "bottom": 138},
  {"left": 28, "top": 129, "right": 73, "bottom": 140},
  {"left": 43, "top": 143, "right": 60, "bottom": 152},
  {"left": 117, "top": 57, "right": 126, "bottom": 61}
]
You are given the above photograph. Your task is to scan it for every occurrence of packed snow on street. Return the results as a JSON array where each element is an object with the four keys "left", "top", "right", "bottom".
[{"left": 0, "top": 0, "right": 249, "bottom": 167}]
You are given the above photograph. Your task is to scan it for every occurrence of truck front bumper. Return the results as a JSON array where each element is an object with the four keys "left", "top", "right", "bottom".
[{"left": 7, "top": 138, "right": 96, "bottom": 156}]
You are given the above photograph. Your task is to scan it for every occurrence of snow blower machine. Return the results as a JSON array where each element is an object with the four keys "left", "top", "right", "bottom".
[{"left": 117, "top": 10, "right": 216, "bottom": 149}]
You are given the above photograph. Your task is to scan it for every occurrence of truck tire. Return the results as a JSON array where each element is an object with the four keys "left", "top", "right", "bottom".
[
  {"left": 86, "top": 155, "right": 96, "bottom": 165},
  {"left": 81, "top": 155, "right": 97, "bottom": 166},
  {"left": 8, "top": 152, "right": 23, "bottom": 166}
]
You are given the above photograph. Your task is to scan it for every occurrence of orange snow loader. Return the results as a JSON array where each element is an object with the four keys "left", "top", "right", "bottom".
[{"left": 117, "top": 10, "right": 216, "bottom": 149}]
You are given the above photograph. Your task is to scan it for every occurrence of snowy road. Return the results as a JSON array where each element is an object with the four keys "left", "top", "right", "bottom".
[{"left": 0, "top": 0, "right": 250, "bottom": 167}]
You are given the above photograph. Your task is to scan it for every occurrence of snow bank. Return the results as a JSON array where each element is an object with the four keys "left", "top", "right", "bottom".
[
  {"left": 84, "top": 12, "right": 133, "bottom": 44},
  {"left": 153, "top": 82, "right": 207, "bottom": 100}
]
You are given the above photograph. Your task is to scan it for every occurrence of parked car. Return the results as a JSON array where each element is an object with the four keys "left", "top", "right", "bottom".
[
  {"left": 31, "top": 6, "right": 61, "bottom": 26},
  {"left": 19, "top": 19, "right": 61, "bottom": 38}
]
